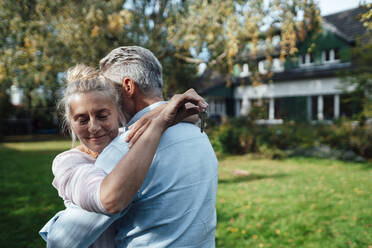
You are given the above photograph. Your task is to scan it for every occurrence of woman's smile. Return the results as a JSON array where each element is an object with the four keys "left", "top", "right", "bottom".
[{"left": 89, "top": 134, "right": 107, "bottom": 141}]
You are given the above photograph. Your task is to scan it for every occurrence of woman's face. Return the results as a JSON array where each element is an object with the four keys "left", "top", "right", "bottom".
[{"left": 69, "top": 91, "right": 119, "bottom": 153}]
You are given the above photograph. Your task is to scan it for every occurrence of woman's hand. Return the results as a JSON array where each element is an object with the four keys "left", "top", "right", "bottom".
[
  {"left": 126, "top": 89, "right": 207, "bottom": 147},
  {"left": 125, "top": 105, "right": 166, "bottom": 147},
  {"left": 156, "top": 88, "right": 208, "bottom": 128}
]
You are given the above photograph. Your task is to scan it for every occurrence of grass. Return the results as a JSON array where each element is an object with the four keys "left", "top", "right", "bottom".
[
  {"left": 0, "top": 139, "right": 371, "bottom": 248},
  {"left": 216, "top": 155, "right": 372, "bottom": 248},
  {"left": 0, "top": 139, "right": 70, "bottom": 248}
]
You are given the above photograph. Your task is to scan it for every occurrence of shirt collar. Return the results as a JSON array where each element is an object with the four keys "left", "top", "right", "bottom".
[{"left": 126, "top": 101, "right": 167, "bottom": 129}]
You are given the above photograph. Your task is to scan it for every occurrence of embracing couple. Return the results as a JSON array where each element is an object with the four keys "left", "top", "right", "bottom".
[{"left": 39, "top": 46, "right": 218, "bottom": 248}]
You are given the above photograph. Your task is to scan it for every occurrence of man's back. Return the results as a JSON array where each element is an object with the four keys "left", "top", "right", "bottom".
[{"left": 114, "top": 122, "right": 218, "bottom": 247}]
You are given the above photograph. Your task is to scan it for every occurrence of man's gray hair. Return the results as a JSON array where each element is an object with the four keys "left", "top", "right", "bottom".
[{"left": 100, "top": 46, "right": 163, "bottom": 97}]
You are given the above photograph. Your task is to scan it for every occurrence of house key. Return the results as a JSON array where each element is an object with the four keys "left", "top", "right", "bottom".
[{"left": 199, "top": 111, "right": 207, "bottom": 133}]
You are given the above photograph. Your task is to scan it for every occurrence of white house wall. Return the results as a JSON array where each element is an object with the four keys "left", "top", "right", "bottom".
[
  {"left": 234, "top": 77, "right": 356, "bottom": 120},
  {"left": 234, "top": 77, "right": 354, "bottom": 99}
]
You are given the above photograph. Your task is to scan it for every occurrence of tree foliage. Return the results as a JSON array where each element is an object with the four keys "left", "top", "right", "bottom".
[
  {"left": 360, "top": 3, "right": 372, "bottom": 30},
  {"left": 0, "top": 0, "right": 322, "bottom": 115},
  {"left": 343, "top": 36, "right": 372, "bottom": 119},
  {"left": 341, "top": 4, "right": 372, "bottom": 119},
  {"left": 168, "top": 0, "right": 321, "bottom": 84}
]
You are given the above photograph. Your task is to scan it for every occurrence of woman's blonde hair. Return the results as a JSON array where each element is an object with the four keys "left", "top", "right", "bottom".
[{"left": 58, "top": 64, "right": 125, "bottom": 146}]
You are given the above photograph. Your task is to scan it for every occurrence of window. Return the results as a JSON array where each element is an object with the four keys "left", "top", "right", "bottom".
[
  {"left": 209, "top": 99, "right": 226, "bottom": 116},
  {"left": 272, "top": 58, "right": 284, "bottom": 72},
  {"left": 311, "top": 96, "right": 318, "bottom": 120},
  {"left": 325, "top": 50, "right": 330, "bottom": 61},
  {"left": 275, "top": 97, "right": 307, "bottom": 121},
  {"left": 274, "top": 98, "right": 281, "bottom": 119},
  {"left": 258, "top": 60, "right": 268, "bottom": 74},
  {"left": 299, "top": 53, "right": 314, "bottom": 67},
  {"left": 258, "top": 58, "right": 283, "bottom": 73},
  {"left": 334, "top": 48, "right": 340, "bottom": 60},
  {"left": 308, "top": 53, "right": 314, "bottom": 64},
  {"left": 239, "top": 63, "right": 250, "bottom": 77},
  {"left": 324, "top": 95, "right": 334, "bottom": 120},
  {"left": 233, "top": 64, "right": 241, "bottom": 76},
  {"left": 322, "top": 48, "right": 340, "bottom": 63}
]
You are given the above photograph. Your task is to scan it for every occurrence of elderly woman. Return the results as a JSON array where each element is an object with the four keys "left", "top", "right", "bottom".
[{"left": 40, "top": 64, "right": 207, "bottom": 247}]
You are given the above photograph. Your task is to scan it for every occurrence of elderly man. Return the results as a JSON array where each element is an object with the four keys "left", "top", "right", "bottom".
[{"left": 41, "top": 46, "right": 218, "bottom": 247}]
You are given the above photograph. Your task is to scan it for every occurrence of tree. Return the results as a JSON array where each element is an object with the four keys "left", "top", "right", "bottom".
[
  {"left": 0, "top": 0, "right": 322, "bottom": 123},
  {"left": 0, "top": 0, "right": 68, "bottom": 125},
  {"left": 167, "top": 0, "right": 322, "bottom": 85},
  {"left": 360, "top": 3, "right": 372, "bottom": 30},
  {"left": 0, "top": 0, "right": 198, "bottom": 105},
  {"left": 341, "top": 4, "right": 372, "bottom": 119}
]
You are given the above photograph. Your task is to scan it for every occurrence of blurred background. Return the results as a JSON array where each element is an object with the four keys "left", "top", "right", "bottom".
[{"left": 0, "top": 0, "right": 371, "bottom": 247}]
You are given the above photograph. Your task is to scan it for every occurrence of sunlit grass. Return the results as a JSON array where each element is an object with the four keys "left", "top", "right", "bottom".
[
  {"left": 216, "top": 155, "right": 372, "bottom": 248},
  {"left": 0, "top": 140, "right": 371, "bottom": 247},
  {"left": 3, "top": 139, "right": 72, "bottom": 151}
]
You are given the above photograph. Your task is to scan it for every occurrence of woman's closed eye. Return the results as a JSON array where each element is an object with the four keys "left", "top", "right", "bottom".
[
  {"left": 98, "top": 114, "right": 108, "bottom": 120},
  {"left": 78, "top": 117, "right": 89, "bottom": 125}
]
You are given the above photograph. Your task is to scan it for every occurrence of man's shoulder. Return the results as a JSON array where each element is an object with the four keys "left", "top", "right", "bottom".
[
  {"left": 100, "top": 132, "right": 129, "bottom": 154},
  {"left": 159, "top": 122, "right": 206, "bottom": 147},
  {"left": 95, "top": 132, "right": 130, "bottom": 173}
]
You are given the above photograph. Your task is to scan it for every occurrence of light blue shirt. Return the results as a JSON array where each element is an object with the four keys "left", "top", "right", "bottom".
[{"left": 40, "top": 102, "right": 218, "bottom": 248}]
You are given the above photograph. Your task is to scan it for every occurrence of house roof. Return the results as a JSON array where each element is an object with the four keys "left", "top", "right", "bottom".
[
  {"left": 268, "top": 62, "right": 353, "bottom": 82},
  {"left": 201, "top": 62, "right": 354, "bottom": 96},
  {"left": 323, "top": 6, "right": 368, "bottom": 42}
]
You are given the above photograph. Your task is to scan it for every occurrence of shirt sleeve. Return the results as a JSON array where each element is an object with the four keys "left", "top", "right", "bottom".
[
  {"left": 52, "top": 150, "right": 108, "bottom": 213},
  {"left": 46, "top": 204, "right": 121, "bottom": 248}
]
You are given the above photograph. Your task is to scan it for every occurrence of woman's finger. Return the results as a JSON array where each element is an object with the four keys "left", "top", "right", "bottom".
[
  {"left": 183, "top": 89, "right": 208, "bottom": 110},
  {"left": 168, "top": 90, "right": 208, "bottom": 113},
  {"left": 126, "top": 117, "right": 149, "bottom": 142},
  {"left": 128, "top": 119, "right": 152, "bottom": 148},
  {"left": 181, "top": 106, "right": 200, "bottom": 119},
  {"left": 126, "top": 122, "right": 141, "bottom": 142}
]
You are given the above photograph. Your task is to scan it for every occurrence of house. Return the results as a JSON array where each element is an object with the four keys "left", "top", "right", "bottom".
[{"left": 201, "top": 6, "right": 368, "bottom": 123}]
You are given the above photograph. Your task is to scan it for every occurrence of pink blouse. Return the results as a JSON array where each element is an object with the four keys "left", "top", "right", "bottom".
[{"left": 52, "top": 148, "right": 115, "bottom": 248}]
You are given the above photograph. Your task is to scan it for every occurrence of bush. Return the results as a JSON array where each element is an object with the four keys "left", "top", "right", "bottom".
[
  {"left": 258, "top": 144, "right": 288, "bottom": 160},
  {"left": 257, "top": 122, "right": 317, "bottom": 150},
  {"left": 216, "top": 118, "right": 258, "bottom": 154},
  {"left": 207, "top": 117, "right": 372, "bottom": 160}
]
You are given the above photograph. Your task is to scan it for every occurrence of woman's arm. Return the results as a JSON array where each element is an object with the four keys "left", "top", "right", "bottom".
[
  {"left": 99, "top": 118, "right": 164, "bottom": 213},
  {"left": 52, "top": 150, "right": 109, "bottom": 213},
  {"left": 100, "top": 89, "right": 207, "bottom": 214}
]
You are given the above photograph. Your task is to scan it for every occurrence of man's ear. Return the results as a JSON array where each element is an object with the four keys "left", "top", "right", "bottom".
[{"left": 122, "top": 78, "right": 136, "bottom": 97}]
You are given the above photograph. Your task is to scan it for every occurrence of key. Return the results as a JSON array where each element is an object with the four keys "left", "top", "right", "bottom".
[{"left": 199, "top": 111, "right": 207, "bottom": 133}]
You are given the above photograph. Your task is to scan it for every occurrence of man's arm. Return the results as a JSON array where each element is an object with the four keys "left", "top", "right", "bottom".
[{"left": 46, "top": 204, "right": 122, "bottom": 248}]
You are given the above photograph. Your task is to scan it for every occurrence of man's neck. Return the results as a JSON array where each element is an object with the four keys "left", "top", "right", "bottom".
[
  {"left": 124, "top": 95, "right": 163, "bottom": 121},
  {"left": 135, "top": 96, "right": 163, "bottom": 113}
]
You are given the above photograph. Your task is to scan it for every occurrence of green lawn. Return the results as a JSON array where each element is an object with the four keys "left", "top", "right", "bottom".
[
  {"left": 216, "top": 155, "right": 372, "bottom": 248},
  {"left": 0, "top": 140, "right": 371, "bottom": 248}
]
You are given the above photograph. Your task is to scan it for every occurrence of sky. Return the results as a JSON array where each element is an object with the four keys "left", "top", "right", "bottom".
[{"left": 319, "top": 0, "right": 371, "bottom": 15}]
